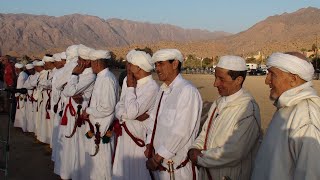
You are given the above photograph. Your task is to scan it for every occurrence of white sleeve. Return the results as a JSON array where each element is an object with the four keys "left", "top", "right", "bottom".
[
  {"left": 123, "top": 83, "right": 158, "bottom": 120},
  {"left": 62, "top": 74, "right": 95, "bottom": 97}
]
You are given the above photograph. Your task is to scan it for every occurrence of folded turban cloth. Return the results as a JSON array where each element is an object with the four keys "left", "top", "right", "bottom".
[
  {"left": 34, "top": 61, "right": 45, "bottom": 66},
  {"left": 66, "top": 45, "right": 79, "bottom": 62},
  {"left": 53, "top": 53, "right": 62, "bottom": 62},
  {"left": 14, "top": 63, "right": 24, "bottom": 69},
  {"left": 89, "top": 50, "right": 111, "bottom": 61},
  {"left": 217, "top": 55, "right": 247, "bottom": 71},
  {"left": 267, "top": 52, "right": 315, "bottom": 81},
  {"left": 78, "top": 44, "right": 94, "bottom": 60},
  {"left": 60, "top": 52, "right": 67, "bottom": 60},
  {"left": 43, "top": 55, "right": 55, "bottom": 62},
  {"left": 25, "top": 64, "right": 34, "bottom": 69},
  {"left": 126, "top": 50, "right": 153, "bottom": 72},
  {"left": 152, "top": 49, "right": 183, "bottom": 63}
]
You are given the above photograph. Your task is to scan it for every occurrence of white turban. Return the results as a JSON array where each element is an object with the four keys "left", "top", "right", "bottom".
[
  {"left": 60, "top": 52, "right": 67, "bottom": 60},
  {"left": 34, "top": 61, "right": 45, "bottom": 66},
  {"left": 53, "top": 53, "right": 62, "bottom": 62},
  {"left": 89, "top": 50, "right": 111, "bottom": 61},
  {"left": 267, "top": 52, "right": 315, "bottom": 81},
  {"left": 152, "top": 49, "right": 183, "bottom": 63},
  {"left": 66, "top": 45, "right": 79, "bottom": 62},
  {"left": 42, "top": 56, "right": 55, "bottom": 62},
  {"left": 217, "top": 55, "right": 247, "bottom": 71},
  {"left": 78, "top": 44, "right": 93, "bottom": 60},
  {"left": 126, "top": 50, "right": 153, "bottom": 72},
  {"left": 25, "top": 64, "right": 34, "bottom": 69},
  {"left": 14, "top": 63, "right": 24, "bottom": 69}
]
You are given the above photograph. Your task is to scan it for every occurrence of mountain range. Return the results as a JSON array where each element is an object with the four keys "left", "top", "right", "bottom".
[{"left": 0, "top": 7, "right": 319, "bottom": 58}]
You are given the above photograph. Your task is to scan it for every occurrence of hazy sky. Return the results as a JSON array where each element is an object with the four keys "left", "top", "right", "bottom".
[{"left": 1, "top": 0, "right": 319, "bottom": 33}]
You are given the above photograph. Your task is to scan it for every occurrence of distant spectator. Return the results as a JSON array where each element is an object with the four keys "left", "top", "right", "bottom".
[{"left": 1, "top": 55, "right": 17, "bottom": 88}]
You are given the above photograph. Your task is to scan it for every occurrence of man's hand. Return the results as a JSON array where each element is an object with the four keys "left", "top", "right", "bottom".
[
  {"left": 188, "top": 148, "right": 203, "bottom": 164},
  {"left": 136, "top": 112, "right": 149, "bottom": 122},
  {"left": 146, "top": 154, "right": 163, "bottom": 171},
  {"left": 72, "top": 63, "right": 86, "bottom": 75},
  {"left": 144, "top": 144, "right": 155, "bottom": 158},
  {"left": 126, "top": 63, "right": 137, "bottom": 87}
]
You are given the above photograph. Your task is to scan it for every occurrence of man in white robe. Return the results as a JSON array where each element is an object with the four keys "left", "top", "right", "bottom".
[
  {"left": 188, "top": 56, "right": 261, "bottom": 180},
  {"left": 145, "top": 49, "right": 202, "bottom": 180},
  {"left": 51, "top": 52, "right": 67, "bottom": 162},
  {"left": 23, "top": 63, "right": 37, "bottom": 132},
  {"left": 81, "top": 49, "right": 119, "bottom": 180},
  {"left": 56, "top": 44, "right": 96, "bottom": 180},
  {"left": 32, "top": 60, "right": 47, "bottom": 142},
  {"left": 113, "top": 50, "right": 159, "bottom": 180},
  {"left": 252, "top": 52, "right": 320, "bottom": 180},
  {"left": 35, "top": 55, "right": 55, "bottom": 144},
  {"left": 13, "top": 63, "right": 28, "bottom": 131},
  {"left": 53, "top": 45, "right": 79, "bottom": 178}
]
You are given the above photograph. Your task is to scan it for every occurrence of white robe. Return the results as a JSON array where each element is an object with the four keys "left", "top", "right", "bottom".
[
  {"left": 55, "top": 67, "right": 95, "bottom": 179},
  {"left": 32, "top": 70, "right": 47, "bottom": 140},
  {"left": 190, "top": 89, "right": 261, "bottom": 180},
  {"left": 37, "top": 70, "right": 52, "bottom": 144},
  {"left": 51, "top": 67, "right": 65, "bottom": 162},
  {"left": 23, "top": 73, "right": 38, "bottom": 132},
  {"left": 14, "top": 71, "right": 28, "bottom": 131},
  {"left": 145, "top": 74, "right": 202, "bottom": 180},
  {"left": 85, "top": 68, "right": 119, "bottom": 180},
  {"left": 252, "top": 81, "right": 320, "bottom": 180},
  {"left": 113, "top": 75, "right": 159, "bottom": 180},
  {"left": 53, "top": 61, "right": 77, "bottom": 177}
]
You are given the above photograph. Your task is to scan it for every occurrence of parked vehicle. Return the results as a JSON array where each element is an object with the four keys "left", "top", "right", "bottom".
[{"left": 248, "top": 68, "right": 266, "bottom": 76}]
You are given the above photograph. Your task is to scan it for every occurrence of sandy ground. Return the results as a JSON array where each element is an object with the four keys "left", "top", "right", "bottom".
[{"left": 0, "top": 73, "right": 319, "bottom": 179}]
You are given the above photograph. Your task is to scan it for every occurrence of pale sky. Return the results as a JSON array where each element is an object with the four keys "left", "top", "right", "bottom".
[{"left": 0, "top": 0, "right": 320, "bottom": 33}]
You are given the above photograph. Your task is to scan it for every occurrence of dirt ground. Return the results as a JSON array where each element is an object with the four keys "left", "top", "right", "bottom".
[{"left": 0, "top": 73, "right": 319, "bottom": 179}]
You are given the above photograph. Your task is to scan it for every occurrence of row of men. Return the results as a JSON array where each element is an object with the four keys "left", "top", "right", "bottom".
[{"left": 11, "top": 45, "right": 320, "bottom": 180}]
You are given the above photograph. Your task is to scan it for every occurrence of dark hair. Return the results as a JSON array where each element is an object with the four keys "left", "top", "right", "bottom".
[
  {"left": 168, "top": 59, "right": 182, "bottom": 72},
  {"left": 227, "top": 70, "right": 247, "bottom": 86}
]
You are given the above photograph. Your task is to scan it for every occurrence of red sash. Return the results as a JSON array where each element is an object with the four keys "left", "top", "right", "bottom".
[{"left": 60, "top": 97, "right": 76, "bottom": 126}]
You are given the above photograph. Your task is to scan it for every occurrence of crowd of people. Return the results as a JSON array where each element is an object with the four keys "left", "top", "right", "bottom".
[{"left": 0, "top": 45, "right": 319, "bottom": 180}]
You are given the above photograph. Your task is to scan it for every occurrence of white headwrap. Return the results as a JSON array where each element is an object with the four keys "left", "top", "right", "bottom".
[
  {"left": 42, "top": 56, "right": 55, "bottom": 62},
  {"left": 217, "top": 55, "right": 247, "bottom": 71},
  {"left": 152, "top": 49, "right": 183, "bottom": 63},
  {"left": 78, "top": 44, "right": 93, "bottom": 60},
  {"left": 14, "top": 63, "right": 24, "bottom": 69},
  {"left": 89, "top": 50, "right": 111, "bottom": 61},
  {"left": 25, "top": 64, "right": 34, "bottom": 69},
  {"left": 66, "top": 45, "right": 79, "bottom": 62},
  {"left": 267, "top": 52, "right": 315, "bottom": 81},
  {"left": 60, "top": 52, "right": 67, "bottom": 60},
  {"left": 126, "top": 50, "right": 153, "bottom": 72},
  {"left": 34, "top": 61, "right": 45, "bottom": 66},
  {"left": 53, "top": 53, "right": 62, "bottom": 62}
]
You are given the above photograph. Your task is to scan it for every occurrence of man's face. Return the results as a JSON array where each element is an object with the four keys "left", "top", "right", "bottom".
[
  {"left": 15, "top": 68, "right": 21, "bottom": 75},
  {"left": 78, "top": 58, "right": 91, "bottom": 68},
  {"left": 128, "top": 63, "right": 140, "bottom": 74},
  {"left": 214, "top": 67, "right": 242, "bottom": 96},
  {"left": 0, "top": 57, "right": 8, "bottom": 65},
  {"left": 44, "top": 62, "right": 54, "bottom": 70},
  {"left": 27, "top": 68, "right": 35, "bottom": 75},
  {"left": 265, "top": 67, "right": 292, "bottom": 100},
  {"left": 155, "top": 60, "right": 176, "bottom": 85},
  {"left": 91, "top": 60, "right": 99, "bottom": 74}
]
